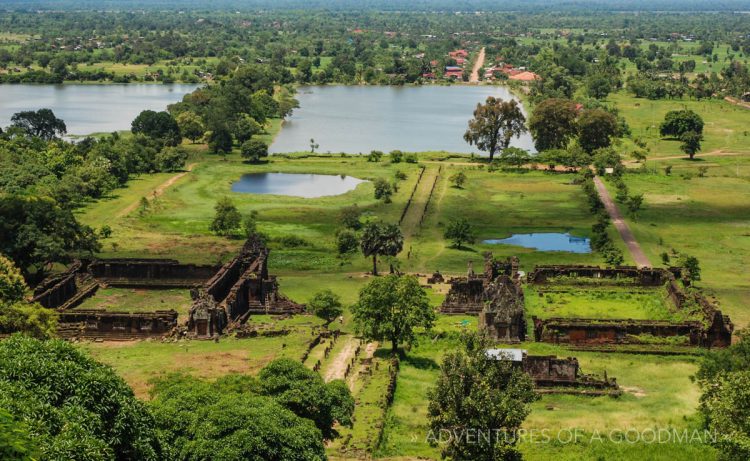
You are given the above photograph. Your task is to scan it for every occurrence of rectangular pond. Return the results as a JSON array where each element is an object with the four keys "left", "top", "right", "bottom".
[
  {"left": 0, "top": 83, "right": 198, "bottom": 136},
  {"left": 270, "top": 85, "right": 535, "bottom": 154},
  {"left": 483, "top": 233, "right": 592, "bottom": 253}
]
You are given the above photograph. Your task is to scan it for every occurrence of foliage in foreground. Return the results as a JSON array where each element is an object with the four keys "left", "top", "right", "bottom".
[
  {"left": 427, "top": 333, "right": 538, "bottom": 461},
  {"left": 0, "top": 335, "right": 163, "bottom": 461},
  {"left": 151, "top": 359, "right": 354, "bottom": 460},
  {"left": 0, "top": 254, "right": 57, "bottom": 339}
]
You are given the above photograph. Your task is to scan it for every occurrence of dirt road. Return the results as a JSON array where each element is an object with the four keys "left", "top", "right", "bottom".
[
  {"left": 593, "top": 176, "right": 651, "bottom": 268},
  {"left": 324, "top": 336, "right": 359, "bottom": 382},
  {"left": 469, "top": 47, "right": 485, "bottom": 83},
  {"left": 117, "top": 163, "right": 197, "bottom": 218}
]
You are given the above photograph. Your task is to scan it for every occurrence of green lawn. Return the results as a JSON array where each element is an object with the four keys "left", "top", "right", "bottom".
[{"left": 76, "top": 287, "right": 193, "bottom": 319}]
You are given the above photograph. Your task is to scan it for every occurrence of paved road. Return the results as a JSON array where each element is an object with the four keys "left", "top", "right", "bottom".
[
  {"left": 469, "top": 47, "right": 485, "bottom": 83},
  {"left": 593, "top": 176, "right": 652, "bottom": 268}
]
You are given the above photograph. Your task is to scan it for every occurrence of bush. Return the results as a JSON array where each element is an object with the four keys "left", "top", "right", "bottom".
[
  {"left": 241, "top": 139, "right": 269, "bottom": 163},
  {"left": 155, "top": 146, "right": 188, "bottom": 172},
  {"left": 336, "top": 229, "right": 359, "bottom": 254},
  {"left": 390, "top": 150, "right": 403, "bottom": 163}
]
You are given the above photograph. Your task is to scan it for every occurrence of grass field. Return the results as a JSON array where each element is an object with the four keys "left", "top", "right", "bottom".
[
  {"left": 76, "top": 287, "right": 193, "bottom": 319},
  {"left": 524, "top": 285, "right": 679, "bottom": 320}
]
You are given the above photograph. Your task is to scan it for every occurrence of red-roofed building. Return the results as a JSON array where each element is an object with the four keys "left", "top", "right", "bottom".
[
  {"left": 444, "top": 66, "right": 464, "bottom": 79},
  {"left": 508, "top": 71, "right": 540, "bottom": 82},
  {"left": 448, "top": 49, "right": 469, "bottom": 59}
]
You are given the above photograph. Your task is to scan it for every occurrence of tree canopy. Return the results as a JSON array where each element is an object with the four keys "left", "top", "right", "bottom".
[
  {"left": 10, "top": 109, "right": 67, "bottom": 140},
  {"left": 528, "top": 98, "right": 579, "bottom": 151},
  {"left": 360, "top": 222, "right": 403, "bottom": 276},
  {"left": 464, "top": 97, "right": 527, "bottom": 161},
  {"left": 351, "top": 274, "right": 435, "bottom": 352},
  {"left": 131, "top": 110, "right": 181, "bottom": 147}
]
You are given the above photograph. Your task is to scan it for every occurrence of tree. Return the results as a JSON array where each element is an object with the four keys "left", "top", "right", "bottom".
[
  {"left": 309, "top": 138, "right": 319, "bottom": 153},
  {"left": 243, "top": 213, "right": 258, "bottom": 238},
  {"left": 444, "top": 218, "right": 475, "bottom": 249},
  {"left": 427, "top": 333, "right": 537, "bottom": 461},
  {"left": 627, "top": 193, "right": 644, "bottom": 219},
  {"left": 175, "top": 111, "right": 204, "bottom": 143},
  {"left": 257, "top": 359, "right": 354, "bottom": 439},
  {"left": 0, "top": 195, "right": 100, "bottom": 277},
  {"left": 154, "top": 146, "right": 188, "bottom": 172},
  {"left": 208, "top": 127, "right": 233, "bottom": 155},
  {"left": 528, "top": 98, "right": 578, "bottom": 151},
  {"left": 464, "top": 97, "right": 527, "bottom": 161},
  {"left": 695, "top": 332, "right": 750, "bottom": 460},
  {"left": 308, "top": 289, "right": 343, "bottom": 325},
  {"left": 240, "top": 139, "right": 269, "bottom": 163},
  {"left": 131, "top": 110, "right": 181, "bottom": 146},
  {"left": 336, "top": 229, "right": 359, "bottom": 254},
  {"left": 499, "top": 146, "right": 531, "bottom": 169},
  {"left": 0, "top": 254, "right": 26, "bottom": 303},
  {"left": 374, "top": 178, "right": 393, "bottom": 203},
  {"left": 450, "top": 171, "right": 467, "bottom": 188},
  {"left": 577, "top": 109, "right": 619, "bottom": 153},
  {"left": 0, "top": 335, "right": 162, "bottom": 460},
  {"left": 660, "top": 109, "right": 704, "bottom": 138},
  {"left": 360, "top": 222, "right": 404, "bottom": 276},
  {"left": 339, "top": 204, "right": 362, "bottom": 230},
  {"left": 586, "top": 73, "right": 612, "bottom": 99},
  {"left": 10, "top": 109, "right": 66, "bottom": 140},
  {"left": 233, "top": 115, "right": 262, "bottom": 144},
  {"left": 351, "top": 274, "right": 435, "bottom": 352},
  {"left": 680, "top": 255, "right": 701, "bottom": 281},
  {"left": 150, "top": 373, "right": 327, "bottom": 460},
  {"left": 209, "top": 197, "right": 242, "bottom": 236},
  {"left": 680, "top": 130, "right": 703, "bottom": 160}
]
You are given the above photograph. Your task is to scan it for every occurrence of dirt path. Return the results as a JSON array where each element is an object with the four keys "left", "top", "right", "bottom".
[
  {"left": 324, "top": 336, "right": 359, "bottom": 383},
  {"left": 117, "top": 163, "right": 197, "bottom": 218},
  {"left": 469, "top": 47, "right": 485, "bottom": 83},
  {"left": 400, "top": 167, "right": 439, "bottom": 239},
  {"left": 625, "top": 150, "right": 748, "bottom": 164},
  {"left": 725, "top": 96, "right": 750, "bottom": 110},
  {"left": 593, "top": 176, "right": 651, "bottom": 268}
]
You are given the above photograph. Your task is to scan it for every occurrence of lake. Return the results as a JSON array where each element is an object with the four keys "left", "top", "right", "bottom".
[
  {"left": 0, "top": 83, "right": 198, "bottom": 136},
  {"left": 231, "top": 172, "right": 367, "bottom": 198},
  {"left": 269, "top": 85, "right": 535, "bottom": 154},
  {"left": 483, "top": 233, "right": 592, "bottom": 253}
]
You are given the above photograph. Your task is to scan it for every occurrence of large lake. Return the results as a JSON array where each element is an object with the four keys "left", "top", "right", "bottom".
[
  {"left": 0, "top": 84, "right": 198, "bottom": 136},
  {"left": 270, "top": 85, "right": 535, "bottom": 154}
]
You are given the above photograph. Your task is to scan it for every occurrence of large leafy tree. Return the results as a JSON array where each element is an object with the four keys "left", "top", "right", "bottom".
[
  {"left": 660, "top": 109, "right": 704, "bottom": 139},
  {"left": 131, "top": 110, "right": 181, "bottom": 147},
  {"left": 427, "top": 333, "right": 537, "bottom": 461},
  {"left": 10, "top": 109, "right": 67, "bottom": 140},
  {"left": 0, "top": 335, "right": 162, "bottom": 460},
  {"left": 528, "top": 98, "right": 579, "bottom": 151},
  {"left": 577, "top": 108, "right": 619, "bottom": 153},
  {"left": 307, "top": 289, "right": 343, "bottom": 325},
  {"left": 464, "top": 97, "right": 527, "bottom": 161},
  {"left": 360, "top": 222, "right": 403, "bottom": 276},
  {"left": 0, "top": 195, "right": 100, "bottom": 277},
  {"left": 444, "top": 217, "right": 475, "bottom": 249},
  {"left": 351, "top": 274, "right": 435, "bottom": 352},
  {"left": 257, "top": 359, "right": 354, "bottom": 439},
  {"left": 209, "top": 197, "right": 242, "bottom": 236},
  {"left": 174, "top": 111, "right": 205, "bottom": 144}
]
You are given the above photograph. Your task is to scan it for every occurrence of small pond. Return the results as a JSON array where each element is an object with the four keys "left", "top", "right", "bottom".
[
  {"left": 231, "top": 172, "right": 366, "bottom": 198},
  {"left": 483, "top": 233, "right": 591, "bottom": 253}
]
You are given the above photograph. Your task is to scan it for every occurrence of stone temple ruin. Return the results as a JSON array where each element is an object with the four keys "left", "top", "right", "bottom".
[
  {"left": 436, "top": 256, "right": 733, "bottom": 349},
  {"left": 30, "top": 236, "right": 303, "bottom": 340},
  {"left": 486, "top": 348, "right": 620, "bottom": 395},
  {"left": 438, "top": 253, "right": 526, "bottom": 342}
]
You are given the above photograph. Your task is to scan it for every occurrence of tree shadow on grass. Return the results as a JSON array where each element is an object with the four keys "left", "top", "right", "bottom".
[
  {"left": 451, "top": 245, "right": 478, "bottom": 253},
  {"left": 401, "top": 354, "right": 440, "bottom": 370}
]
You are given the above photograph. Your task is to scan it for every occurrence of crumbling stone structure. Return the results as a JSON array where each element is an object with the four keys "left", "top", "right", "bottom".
[
  {"left": 31, "top": 236, "right": 302, "bottom": 340},
  {"left": 57, "top": 309, "right": 178, "bottom": 340},
  {"left": 187, "top": 236, "right": 303, "bottom": 338},
  {"left": 478, "top": 275, "right": 526, "bottom": 342},
  {"left": 487, "top": 349, "right": 619, "bottom": 393},
  {"left": 528, "top": 265, "right": 733, "bottom": 348},
  {"left": 440, "top": 254, "right": 519, "bottom": 315}
]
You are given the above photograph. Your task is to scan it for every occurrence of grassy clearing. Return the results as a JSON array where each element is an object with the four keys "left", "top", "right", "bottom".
[
  {"left": 525, "top": 285, "right": 678, "bottom": 320},
  {"left": 610, "top": 92, "right": 750, "bottom": 159},
  {"left": 80, "top": 329, "right": 314, "bottom": 399},
  {"left": 76, "top": 287, "right": 193, "bottom": 319}
]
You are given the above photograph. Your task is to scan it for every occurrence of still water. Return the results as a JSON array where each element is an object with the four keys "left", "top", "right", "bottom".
[
  {"left": 0, "top": 83, "right": 198, "bottom": 135},
  {"left": 231, "top": 172, "right": 366, "bottom": 198},
  {"left": 270, "top": 85, "right": 535, "bottom": 154},
  {"left": 483, "top": 233, "right": 592, "bottom": 253}
]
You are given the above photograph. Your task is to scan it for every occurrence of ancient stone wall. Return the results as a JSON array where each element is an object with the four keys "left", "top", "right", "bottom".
[
  {"left": 88, "top": 259, "right": 218, "bottom": 287},
  {"left": 478, "top": 275, "right": 526, "bottom": 342},
  {"left": 31, "top": 261, "right": 82, "bottom": 308},
  {"left": 57, "top": 309, "right": 178, "bottom": 340},
  {"left": 527, "top": 265, "right": 671, "bottom": 286},
  {"left": 440, "top": 254, "right": 519, "bottom": 315}
]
